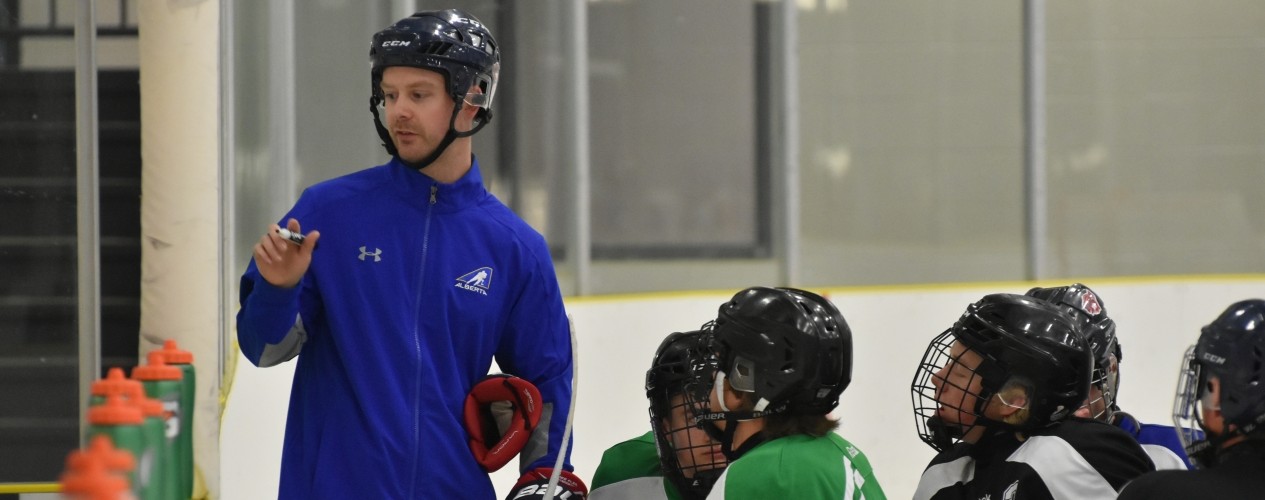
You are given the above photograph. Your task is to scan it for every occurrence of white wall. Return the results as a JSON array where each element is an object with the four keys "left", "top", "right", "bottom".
[{"left": 221, "top": 277, "right": 1265, "bottom": 499}]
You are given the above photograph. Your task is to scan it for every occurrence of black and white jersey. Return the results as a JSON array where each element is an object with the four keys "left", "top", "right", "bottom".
[
  {"left": 1118, "top": 440, "right": 1265, "bottom": 500},
  {"left": 914, "top": 418, "right": 1154, "bottom": 500}
]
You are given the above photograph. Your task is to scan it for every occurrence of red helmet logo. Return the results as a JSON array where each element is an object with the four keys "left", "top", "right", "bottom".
[{"left": 1080, "top": 292, "right": 1103, "bottom": 316}]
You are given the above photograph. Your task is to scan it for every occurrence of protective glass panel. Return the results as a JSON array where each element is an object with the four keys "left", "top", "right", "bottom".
[
  {"left": 798, "top": 2, "right": 1025, "bottom": 286},
  {"left": 1044, "top": 1, "right": 1265, "bottom": 275}
]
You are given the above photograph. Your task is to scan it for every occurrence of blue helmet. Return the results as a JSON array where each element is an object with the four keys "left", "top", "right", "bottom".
[
  {"left": 369, "top": 9, "right": 500, "bottom": 165},
  {"left": 1174, "top": 299, "right": 1265, "bottom": 464}
]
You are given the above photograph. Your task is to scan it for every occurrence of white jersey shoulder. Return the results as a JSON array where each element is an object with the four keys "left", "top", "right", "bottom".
[
  {"left": 1007, "top": 434, "right": 1117, "bottom": 500},
  {"left": 914, "top": 455, "right": 974, "bottom": 500},
  {"left": 1141, "top": 443, "right": 1188, "bottom": 471}
]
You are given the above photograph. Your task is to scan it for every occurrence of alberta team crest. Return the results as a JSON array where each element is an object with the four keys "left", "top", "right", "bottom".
[{"left": 455, "top": 267, "right": 493, "bottom": 295}]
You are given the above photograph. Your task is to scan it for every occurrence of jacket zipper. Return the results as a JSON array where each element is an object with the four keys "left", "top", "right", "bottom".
[{"left": 409, "top": 183, "right": 439, "bottom": 497}]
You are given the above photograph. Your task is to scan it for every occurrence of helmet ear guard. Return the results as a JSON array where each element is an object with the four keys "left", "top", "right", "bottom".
[{"left": 463, "top": 374, "right": 542, "bottom": 472}]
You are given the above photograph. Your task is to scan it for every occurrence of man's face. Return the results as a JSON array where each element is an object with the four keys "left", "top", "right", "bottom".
[
  {"left": 664, "top": 393, "right": 726, "bottom": 478},
  {"left": 379, "top": 66, "right": 463, "bottom": 164},
  {"left": 931, "top": 341, "right": 986, "bottom": 430}
]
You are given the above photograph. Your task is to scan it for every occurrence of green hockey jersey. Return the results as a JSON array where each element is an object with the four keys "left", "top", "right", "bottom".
[
  {"left": 590, "top": 431, "right": 682, "bottom": 500},
  {"left": 707, "top": 432, "right": 885, "bottom": 500}
]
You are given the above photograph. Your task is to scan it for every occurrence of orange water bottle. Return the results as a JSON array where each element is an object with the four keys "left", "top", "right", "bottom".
[
  {"left": 152, "top": 340, "right": 195, "bottom": 498},
  {"left": 124, "top": 385, "right": 175, "bottom": 500},
  {"left": 61, "top": 434, "right": 135, "bottom": 499},
  {"left": 61, "top": 449, "right": 134, "bottom": 500},
  {"left": 85, "top": 395, "right": 152, "bottom": 499},
  {"left": 89, "top": 367, "right": 140, "bottom": 407}
]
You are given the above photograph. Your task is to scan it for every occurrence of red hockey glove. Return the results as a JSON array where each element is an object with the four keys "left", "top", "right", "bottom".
[
  {"left": 464, "top": 374, "right": 543, "bottom": 472},
  {"left": 505, "top": 468, "right": 588, "bottom": 500}
]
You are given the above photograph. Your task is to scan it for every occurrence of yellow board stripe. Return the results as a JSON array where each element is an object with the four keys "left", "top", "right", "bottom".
[{"left": 0, "top": 483, "right": 60, "bottom": 493}]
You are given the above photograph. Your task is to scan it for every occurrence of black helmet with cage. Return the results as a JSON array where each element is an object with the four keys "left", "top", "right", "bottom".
[
  {"left": 369, "top": 9, "right": 499, "bottom": 168},
  {"left": 1026, "top": 283, "right": 1121, "bottom": 420},
  {"left": 1173, "top": 299, "right": 1265, "bottom": 466},
  {"left": 911, "top": 293, "right": 1092, "bottom": 452},
  {"left": 646, "top": 330, "right": 725, "bottom": 499}
]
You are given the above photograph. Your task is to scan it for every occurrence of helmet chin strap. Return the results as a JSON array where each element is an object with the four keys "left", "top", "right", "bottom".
[
  {"left": 707, "top": 371, "right": 776, "bottom": 460},
  {"left": 713, "top": 372, "right": 732, "bottom": 412}
]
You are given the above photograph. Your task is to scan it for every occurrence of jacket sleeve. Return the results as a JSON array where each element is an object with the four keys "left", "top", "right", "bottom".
[
  {"left": 237, "top": 265, "right": 320, "bottom": 367},
  {"left": 236, "top": 198, "right": 324, "bottom": 367},
  {"left": 494, "top": 251, "right": 574, "bottom": 473}
]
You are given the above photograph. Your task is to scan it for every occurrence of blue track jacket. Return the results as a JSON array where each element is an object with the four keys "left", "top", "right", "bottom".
[{"left": 237, "top": 157, "right": 574, "bottom": 499}]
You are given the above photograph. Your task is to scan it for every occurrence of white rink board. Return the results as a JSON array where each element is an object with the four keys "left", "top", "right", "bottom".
[{"left": 221, "top": 278, "right": 1265, "bottom": 499}]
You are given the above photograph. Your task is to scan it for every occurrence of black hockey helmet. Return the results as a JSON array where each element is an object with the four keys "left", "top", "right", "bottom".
[
  {"left": 646, "top": 330, "right": 724, "bottom": 499},
  {"left": 710, "top": 286, "right": 851, "bottom": 416},
  {"left": 647, "top": 330, "right": 706, "bottom": 418},
  {"left": 912, "top": 293, "right": 1091, "bottom": 451},
  {"left": 369, "top": 9, "right": 499, "bottom": 165},
  {"left": 1174, "top": 299, "right": 1265, "bottom": 463},
  {"left": 1026, "top": 283, "right": 1120, "bottom": 418}
]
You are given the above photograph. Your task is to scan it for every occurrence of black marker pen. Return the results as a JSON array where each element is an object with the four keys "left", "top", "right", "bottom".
[{"left": 276, "top": 228, "right": 306, "bottom": 245}]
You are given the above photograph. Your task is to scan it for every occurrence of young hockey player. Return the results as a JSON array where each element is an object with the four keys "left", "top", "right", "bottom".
[
  {"left": 591, "top": 330, "right": 726, "bottom": 499},
  {"left": 911, "top": 293, "right": 1152, "bottom": 500},
  {"left": 1119, "top": 299, "right": 1265, "bottom": 499},
  {"left": 689, "top": 287, "right": 886, "bottom": 499},
  {"left": 1026, "top": 283, "right": 1195, "bottom": 470}
]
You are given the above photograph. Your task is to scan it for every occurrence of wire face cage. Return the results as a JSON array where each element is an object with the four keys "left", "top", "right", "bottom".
[{"left": 911, "top": 329, "right": 990, "bottom": 453}]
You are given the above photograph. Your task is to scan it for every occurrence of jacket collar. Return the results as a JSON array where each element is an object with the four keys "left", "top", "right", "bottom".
[{"left": 389, "top": 155, "right": 488, "bottom": 212}]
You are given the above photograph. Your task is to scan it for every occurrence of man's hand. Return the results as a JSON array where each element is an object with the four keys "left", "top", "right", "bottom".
[
  {"left": 505, "top": 468, "right": 587, "bottom": 500},
  {"left": 254, "top": 218, "right": 320, "bottom": 288}
]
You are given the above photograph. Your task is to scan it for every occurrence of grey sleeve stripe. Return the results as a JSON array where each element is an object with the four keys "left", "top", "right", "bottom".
[
  {"left": 519, "top": 403, "right": 552, "bottom": 471},
  {"left": 257, "top": 314, "right": 307, "bottom": 367},
  {"left": 914, "top": 455, "right": 974, "bottom": 500},
  {"left": 1007, "top": 435, "right": 1118, "bottom": 500}
]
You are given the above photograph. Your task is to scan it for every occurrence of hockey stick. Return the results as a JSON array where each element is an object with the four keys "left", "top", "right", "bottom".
[{"left": 545, "top": 316, "right": 578, "bottom": 498}]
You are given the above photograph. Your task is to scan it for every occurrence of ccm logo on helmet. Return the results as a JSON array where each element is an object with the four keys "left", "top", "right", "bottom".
[{"left": 382, "top": 40, "right": 411, "bottom": 47}]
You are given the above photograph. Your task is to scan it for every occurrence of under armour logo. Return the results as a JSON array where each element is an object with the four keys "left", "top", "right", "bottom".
[{"left": 358, "top": 246, "right": 382, "bottom": 262}]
